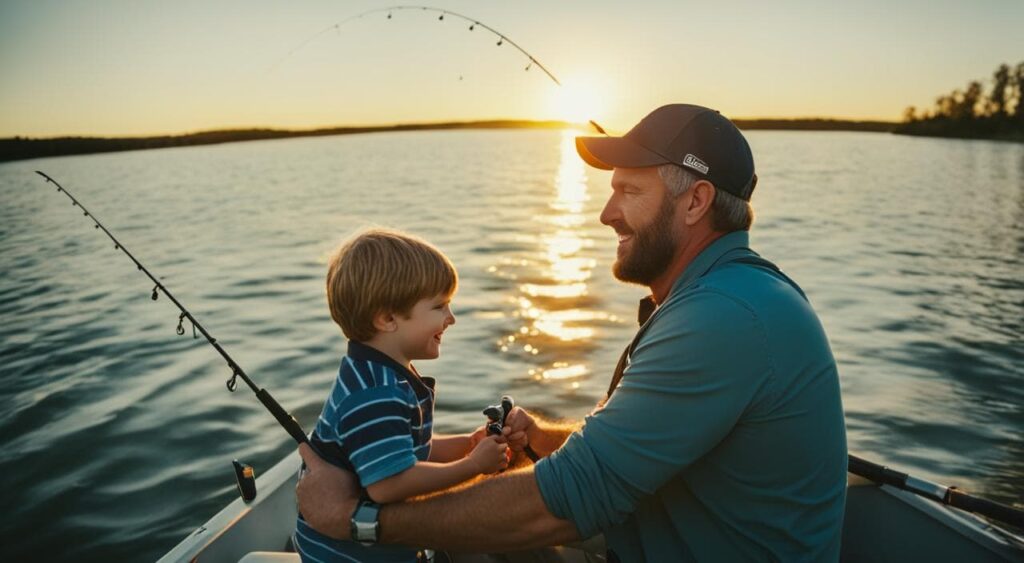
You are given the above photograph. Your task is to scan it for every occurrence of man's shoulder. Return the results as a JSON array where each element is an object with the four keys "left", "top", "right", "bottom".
[
  {"left": 643, "top": 257, "right": 816, "bottom": 355},
  {"left": 634, "top": 288, "right": 764, "bottom": 369},
  {"left": 658, "top": 277, "right": 761, "bottom": 331},
  {"left": 668, "top": 255, "right": 811, "bottom": 322}
]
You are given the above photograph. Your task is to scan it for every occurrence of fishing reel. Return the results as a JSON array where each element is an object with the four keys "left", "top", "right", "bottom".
[
  {"left": 481, "top": 395, "right": 539, "bottom": 462},
  {"left": 482, "top": 395, "right": 518, "bottom": 437}
]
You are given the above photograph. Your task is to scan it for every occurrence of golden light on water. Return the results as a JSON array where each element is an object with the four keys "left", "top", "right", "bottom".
[
  {"left": 490, "top": 129, "right": 622, "bottom": 388},
  {"left": 536, "top": 363, "right": 589, "bottom": 380},
  {"left": 520, "top": 282, "right": 587, "bottom": 299}
]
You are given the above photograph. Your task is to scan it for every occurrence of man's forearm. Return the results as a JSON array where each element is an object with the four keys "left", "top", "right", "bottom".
[
  {"left": 531, "top": 418, "right": 582, "bottom": 458},
  {"left": 380, "top": 466, "right": 580, "bottom": 552}
]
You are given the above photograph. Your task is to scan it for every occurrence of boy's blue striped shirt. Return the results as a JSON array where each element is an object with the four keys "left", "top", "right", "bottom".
[{"left": 296, "top": 341, "right": 435, "bottom": 563}]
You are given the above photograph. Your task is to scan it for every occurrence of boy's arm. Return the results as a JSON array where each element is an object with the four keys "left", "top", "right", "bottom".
[
  {"left": 366, "top": 435, "right": 507, "bottom": 503},
  {"left": 426, "top": 433, "right": 471, "bottom": 463},
  {"left": 427, "top": 425, "right": 489, "bottom": 463},
  {"left": 366, "top": 460, "right": 475, "bottom": 503}
]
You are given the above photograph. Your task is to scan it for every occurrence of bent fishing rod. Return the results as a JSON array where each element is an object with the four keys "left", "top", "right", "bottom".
[
  {"left": 35, "top": 170, "right": 308, "bottom": 445},
  {"left": 273, "top": 5, "right": 613, "bottom": 137},
  {"left": 274, "top": 5, "right": 560, "bottom": 86}
]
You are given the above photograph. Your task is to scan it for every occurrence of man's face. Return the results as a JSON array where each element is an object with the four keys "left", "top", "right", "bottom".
[{"left": 599, "top": 167, "right": 680, "bottom": 285}]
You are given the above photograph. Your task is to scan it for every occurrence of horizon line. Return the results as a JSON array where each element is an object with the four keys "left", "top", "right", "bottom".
[{"left": 2, "top": 116, "right": 899, "bottom": 142}]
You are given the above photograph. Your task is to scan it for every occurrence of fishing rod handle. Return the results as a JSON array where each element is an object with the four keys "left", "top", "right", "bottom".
[
  {"left": 946, "top": 488, "right": 1024, "bottom": 529},
  {"left": 255, "top": 388, "right": 309, "bottom": 444},
  {"left": 848, "top": 454, "right": 908, "bottom": 489},
  {"left": 483, "top": 421, "right": 540, "bottom": 460},
  {"left": 496, "top": 396, "right": 540, "bottom": 461}
]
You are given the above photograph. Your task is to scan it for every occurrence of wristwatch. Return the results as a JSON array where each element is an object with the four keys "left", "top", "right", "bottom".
[{"left": 350, "top": 499, "right": 381, "bottom": 546}]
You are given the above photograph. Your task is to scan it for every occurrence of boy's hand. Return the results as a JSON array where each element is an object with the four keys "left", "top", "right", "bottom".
[
  {"left": 501, "top": 406, "right": 536, "bottom": 453},
  {"left": 468, "top": 424, "right": 493, "bottom": 450},
  {"left": 468, "top": 435, "right": 509, "bottom": 474}
]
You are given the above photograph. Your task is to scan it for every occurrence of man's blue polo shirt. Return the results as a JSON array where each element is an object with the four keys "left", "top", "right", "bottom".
[{"left": 535, "top": 231, "right": 848, "bottom": 561}]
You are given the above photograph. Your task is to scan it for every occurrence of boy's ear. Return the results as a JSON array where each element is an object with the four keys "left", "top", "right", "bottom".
[{"left": 372, "top": 310, "right": 398, "bottom": 333}]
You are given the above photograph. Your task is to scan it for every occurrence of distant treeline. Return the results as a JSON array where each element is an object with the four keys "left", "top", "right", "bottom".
[
  {"left": 0, "top": 120, "right": 570, "bottom": 163},
  {"left": 897, "top": 61, "right": 1024, "bottom": 141}
]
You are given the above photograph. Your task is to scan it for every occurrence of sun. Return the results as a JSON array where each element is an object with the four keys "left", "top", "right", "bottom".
[{"left": 548, "top": 74, "right": 607, "bottom": 125}]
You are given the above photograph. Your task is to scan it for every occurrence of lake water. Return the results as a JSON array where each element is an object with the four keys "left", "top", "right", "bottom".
[{"left": 0, "top": 129, "right": 1021, "bottom": 561}]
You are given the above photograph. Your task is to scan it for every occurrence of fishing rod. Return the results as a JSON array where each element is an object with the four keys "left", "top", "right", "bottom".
[
  {"left": 274, "top": 5, "right": 561, "bottom": 86},
  {"left": 848, "top": 454, "right": 1023, "bottom": 529},
  {"left": 273, "top": 5, "right": 612, "bottom": 137},
  {"left": 35, "top": 170, "right": 309, "bottom": 446}
]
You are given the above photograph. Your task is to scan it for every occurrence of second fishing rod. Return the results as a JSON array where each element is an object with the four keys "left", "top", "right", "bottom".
[
  {"left": 36, "top": 170, "right": 309, "bottom": 446},
  {"left": 38, "top": 171, "right": 543, "bottom": 459}
]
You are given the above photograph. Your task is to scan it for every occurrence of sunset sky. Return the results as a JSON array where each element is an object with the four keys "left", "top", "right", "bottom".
[{"left": 1, "top": 0, "right": 1021, "bottom": 137}]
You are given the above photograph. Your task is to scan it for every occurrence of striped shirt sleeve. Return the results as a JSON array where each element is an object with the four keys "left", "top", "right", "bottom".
[{"left": 335, "top": 385, "right": 418, "bottom": 487}]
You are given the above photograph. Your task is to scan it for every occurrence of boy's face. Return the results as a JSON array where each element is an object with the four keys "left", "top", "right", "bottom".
[{"left": 394, "top": 293, "right": 456, "bottom": 361}]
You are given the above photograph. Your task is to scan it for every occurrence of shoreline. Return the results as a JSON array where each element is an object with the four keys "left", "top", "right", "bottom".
[
  {"left": 0, "top": 119, "right": 573, "bottom": 163},
  {"left": 9, "top": 117, "right": 1018, "bottom": 163}
]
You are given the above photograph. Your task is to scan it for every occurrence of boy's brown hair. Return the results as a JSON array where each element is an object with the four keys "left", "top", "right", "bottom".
[{"left": 326, "top": 228, "right": 458, "bottom": 341}]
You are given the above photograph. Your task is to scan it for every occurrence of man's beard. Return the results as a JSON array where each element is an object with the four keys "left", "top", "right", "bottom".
[{"left": 612, "top": 196, "right": 678, "bottom": 285}]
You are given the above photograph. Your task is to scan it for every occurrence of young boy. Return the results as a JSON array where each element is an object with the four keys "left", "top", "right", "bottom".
[{"left": 295, "top": 228, "right": 508, "bottom": 563}]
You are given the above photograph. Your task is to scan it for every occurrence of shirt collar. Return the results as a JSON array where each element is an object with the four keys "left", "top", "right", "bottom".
[
  {"left": 636, "top": 231, "right": 752, "bottom": 326},
  {"left": 346, "top": 340, "right": 434, "bottom": 391},
  {"left": 669, "top": 230, "right": 751, "bottom": 297}
]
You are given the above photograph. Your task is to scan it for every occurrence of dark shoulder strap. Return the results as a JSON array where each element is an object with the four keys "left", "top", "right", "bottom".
[{"left": 604, "top": 296, "right": 657, "bottom": 397}]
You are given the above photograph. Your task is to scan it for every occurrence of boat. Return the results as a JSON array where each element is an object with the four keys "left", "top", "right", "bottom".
[{"left": 159, "top": 451, "right": 1024, "bottom": 562}]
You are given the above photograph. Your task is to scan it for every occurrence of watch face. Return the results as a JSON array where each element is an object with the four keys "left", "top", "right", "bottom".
[{"left": 354, "top": 520, "right": 376, "bottom": 539}]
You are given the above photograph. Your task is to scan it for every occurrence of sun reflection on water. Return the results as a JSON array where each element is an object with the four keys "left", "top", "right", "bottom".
[{"left": 489, "top": 130, "right": 621, "bottom": 388}]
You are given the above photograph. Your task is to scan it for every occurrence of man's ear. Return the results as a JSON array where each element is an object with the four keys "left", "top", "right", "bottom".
[
  {"left": 684, "top": 180, "right": 716, "bottom": 226},
  {"left": 372, "top": 311, "right": 398, "bottom": 333}
]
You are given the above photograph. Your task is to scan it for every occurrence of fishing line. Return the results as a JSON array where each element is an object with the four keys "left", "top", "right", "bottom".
[{"left": 35, "top": 170, "right": 309, "bottom": 445}]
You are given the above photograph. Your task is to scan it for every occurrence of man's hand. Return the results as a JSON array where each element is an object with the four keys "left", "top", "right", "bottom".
[
  {"left": 502, "top": 407, "right": 581, "bottom": 458},
  {"left": 502, "top": 406, "right": 536, "bottom": 453},
  {"left": 296, "top": 443, "right": 358, "bottom": 541}
]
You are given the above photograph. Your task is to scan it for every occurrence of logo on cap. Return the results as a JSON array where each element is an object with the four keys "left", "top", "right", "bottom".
[{"left": 682, "top": 154, "right": 709, "bottom": 175}]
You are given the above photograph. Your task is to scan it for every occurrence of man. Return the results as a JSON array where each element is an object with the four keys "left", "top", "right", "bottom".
[{"left": 297, "top": 104, "right": 848, "bottom": 561}]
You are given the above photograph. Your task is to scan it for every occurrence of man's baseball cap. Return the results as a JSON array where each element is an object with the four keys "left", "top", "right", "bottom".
[{"left": 576, "top": 104, "right": 757, "bottom": 201}]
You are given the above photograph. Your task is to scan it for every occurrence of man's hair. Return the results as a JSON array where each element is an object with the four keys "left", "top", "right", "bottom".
[
  {"left": 326, "top": 228, "right": 458, "bottom": 341},
  {"left": 658, "top": 164, "right": 755, "bottom": 232}
]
